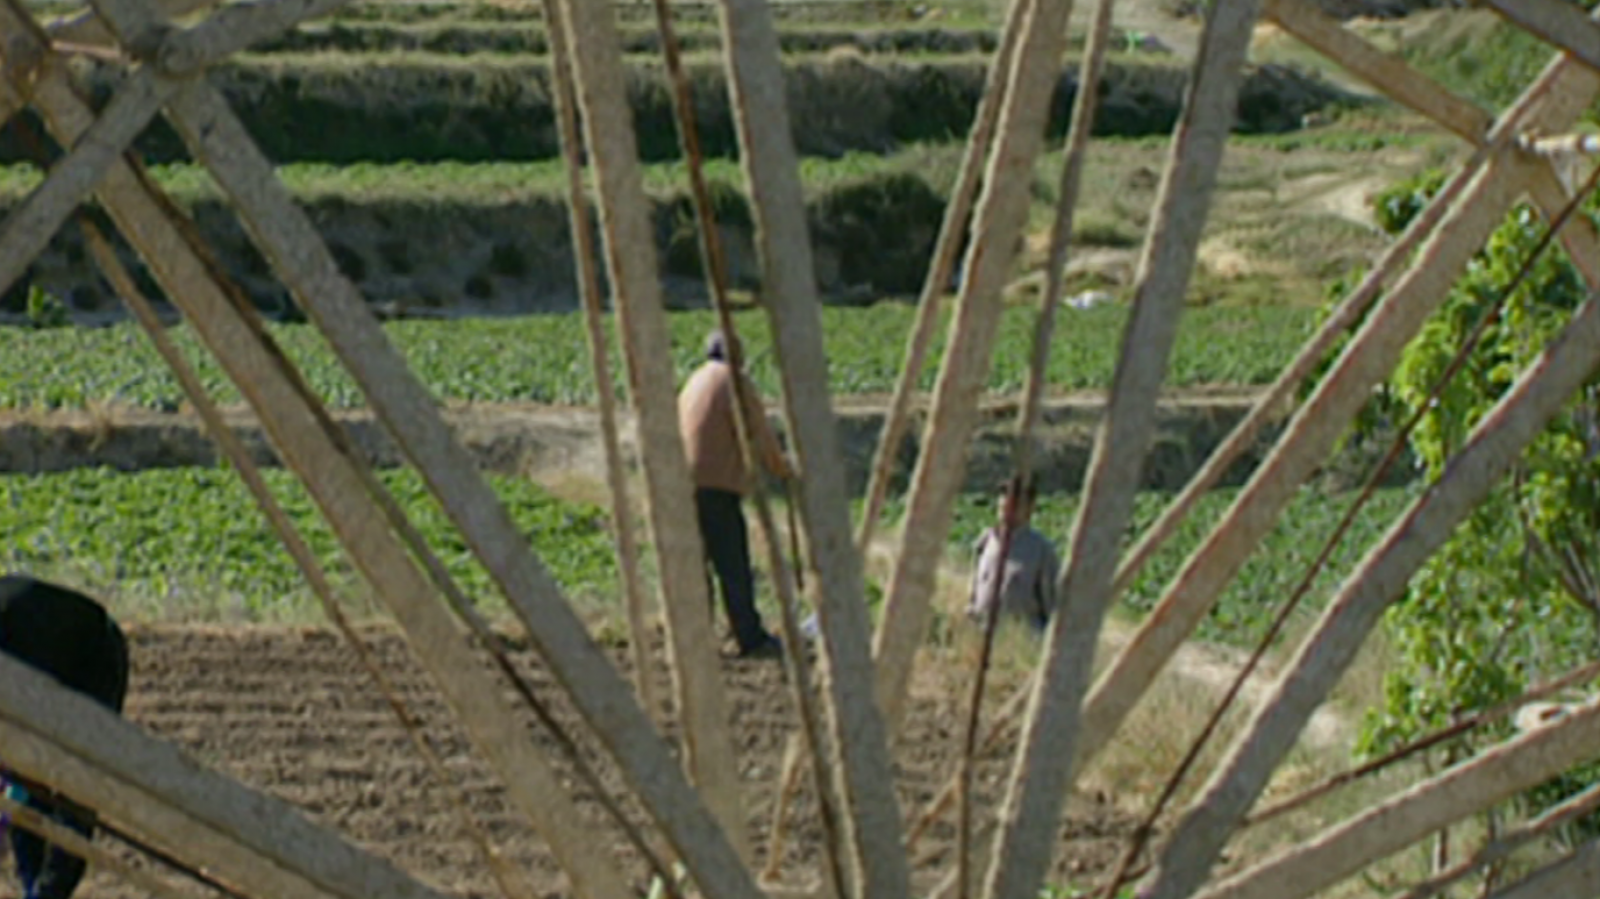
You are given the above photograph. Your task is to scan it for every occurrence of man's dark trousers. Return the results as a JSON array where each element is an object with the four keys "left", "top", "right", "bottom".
[
  {"left": 695, "top": 488, "right": 768, "bottom": 652},
  {"left": 1, "top": 576, "right": 130, "bottom": 899}
]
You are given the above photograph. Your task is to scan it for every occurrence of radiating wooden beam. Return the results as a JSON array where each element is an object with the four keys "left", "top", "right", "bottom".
[
  {"left": 0, "top": 654, "right": 450, "bottom": 899},
  {"left": 1075, "top": 42, "right": 1600, "bottom": 778},
  {"left": 552, "top": 0, "right": 753, "bottom": 880},
  {"left": 2, "top": 21, "right": 637, "bottom": 899},
  {"left": 1132, "top": 287, "right": 1600, "bottom": 896},
  {"left": 1193, "top": 695, "right": 1600, "bottom": 899},
  {"left": 1263, "top": 0, "right": 1488, "bottom": 142},
  {"left": 982, "top": 5, "right": 1262, "bottom": 899},
  {"left": 0, "top": 66, "right": 172, "bottom": 299},
  {"left": 714, "top": 1, "right": 907, "bottom": 896}
]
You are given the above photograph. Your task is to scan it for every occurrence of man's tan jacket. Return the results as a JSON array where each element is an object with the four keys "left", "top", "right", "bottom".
[{"left": 678, "top": 360, "right": 787, "bottom": 495}]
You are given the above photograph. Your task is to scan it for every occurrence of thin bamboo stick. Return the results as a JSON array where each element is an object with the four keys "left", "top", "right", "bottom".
[
  {"left": 761, "top": 0, "right": 1038, "bottom": 874},
  {"left": 0, "top": 794, "right": 191, "bottom": 899}
]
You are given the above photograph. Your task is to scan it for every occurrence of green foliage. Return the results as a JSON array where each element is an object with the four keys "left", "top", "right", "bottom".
[
  {"left": 24, "top": 286, "right": 68, "bottom": 330},
  {"left": 0, "top": 467, "right": 617, "bottom": 620},
  {"left": 1356, "top": 167, "right": 1600, "bottom": 844},
  {"left": 1, "top": 462, "right": 1408, "bottom": 645},
  {"left": 0, "top": 305, "right": 1317, "bottom": 410}
]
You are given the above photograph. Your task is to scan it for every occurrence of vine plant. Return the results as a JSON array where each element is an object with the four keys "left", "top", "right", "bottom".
[{"left": 1347, "top": 169, "right": 1600, "bottom": 870}]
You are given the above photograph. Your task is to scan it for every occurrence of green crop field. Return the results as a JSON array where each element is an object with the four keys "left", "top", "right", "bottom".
[
  {"left": 0, "top": 462, "right": 1419, "bottom": 646},
  {"left": 0, "top": 305, "right": 1317, "bottom": 410}
]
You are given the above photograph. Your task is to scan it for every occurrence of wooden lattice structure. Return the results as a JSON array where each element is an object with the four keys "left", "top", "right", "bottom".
[{"left": 1, "top": 0, "right": 1599, "bottom": 897}]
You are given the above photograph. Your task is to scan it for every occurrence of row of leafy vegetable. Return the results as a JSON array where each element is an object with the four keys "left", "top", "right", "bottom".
[
  {"left": 0, "top": 305, "right": 1314, "bottom": 410},
  {"left": 0, "top": 464, "right": 1417, "bottom": 647}
]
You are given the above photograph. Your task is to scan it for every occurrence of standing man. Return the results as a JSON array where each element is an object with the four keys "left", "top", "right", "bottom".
[
  {"left": 0, "top": 575, "right": 131, "bottom": 899},
  {"left": 966, "top": 476, "right": 1062, "bottom": 633},
  {"left": 678, "top": 329, "right": 793, "bottom": 658}
]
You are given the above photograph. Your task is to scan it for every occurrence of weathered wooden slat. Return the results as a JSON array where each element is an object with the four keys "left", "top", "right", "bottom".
[
  {"left": 1484, "top": 0, "right": 1600, "bottom": 76},
  {"left": 1263, "top": 0, "right": 1489, "bottom": 142},
  {"left": 0, "top": 654, "right": 450, "bottom": 899},
  {"left": 551, "top": 0, "right": 754, "bottom": 883},
  {"left": 714, "top": 1, "right": 906, "bottom": 896},
  {"left": 1075, "top": 47, "right": 1600, "bottom": 778},
  {"left": 0, "top": 65, "right": 171, "bottom": 300},
  {"left": 1132, "top": 306, "right": 1600, "bottom": 894},
  {"left": 1193, "top": 696, "right": 1600, "bottom": 899},
  {"left": 982, "top": 4, "right": 1261, "bottom": 899}
]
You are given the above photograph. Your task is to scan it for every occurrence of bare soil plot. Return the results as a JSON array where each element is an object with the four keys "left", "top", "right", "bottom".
[{"left": 33, "top": 626, "right": 1138, "bottom": 899}]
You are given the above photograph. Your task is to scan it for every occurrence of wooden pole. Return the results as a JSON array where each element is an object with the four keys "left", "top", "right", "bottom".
[
  {"left": 853, "top": 0, "right": 1028, "bottom": 553},
  {"left": 1132, "top": 283, "right": 1600, "bottom": 897},
  {"left": 982, "top": 4, "right": 1262, "bottom": 898},
  {"left": 552, "top": 0, "right": 756, "bottom": 881},
  {"left": 714, "top": 1, "right": 909, "bottom": 896},
  {"left": 0, "top": 66, "right": 172, "bottom": 297},
  {"left": 71, "top": 0, "right": 756, "bottom": 884},
  {"left": 1481, "top": 0, "right": 1600, "bottom": 74}
]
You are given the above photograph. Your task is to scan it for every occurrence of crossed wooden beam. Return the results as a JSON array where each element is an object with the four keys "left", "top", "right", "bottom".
[{"left": 4, "top": 1, "right": 1600, "bottom": 899}]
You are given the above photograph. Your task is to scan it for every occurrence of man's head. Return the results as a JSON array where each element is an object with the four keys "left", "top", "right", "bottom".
[{"left": 705, "top": 328, "right": 743, "bottom": 364}]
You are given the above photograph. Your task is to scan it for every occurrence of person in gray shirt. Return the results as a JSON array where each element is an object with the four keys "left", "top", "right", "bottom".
[{"left": 966, "top": 476, "right": 1062, "bottom": 632}]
